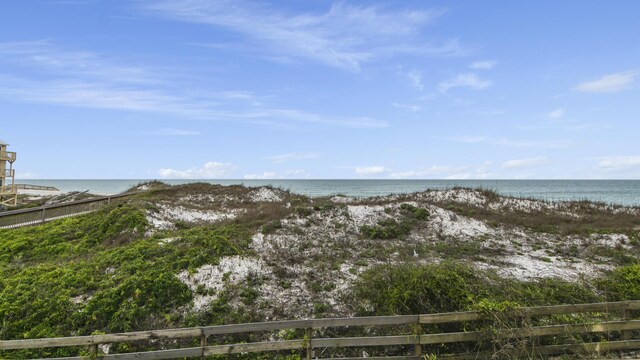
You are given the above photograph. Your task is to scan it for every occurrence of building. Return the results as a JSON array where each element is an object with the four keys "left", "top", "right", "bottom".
[{"left": 0, "top": 139, "right": 17, "bottom": 207}]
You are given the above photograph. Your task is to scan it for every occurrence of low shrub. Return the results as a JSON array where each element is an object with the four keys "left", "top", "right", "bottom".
[{"left": 597, "top": 264, "right": 640, "bottom": 301}]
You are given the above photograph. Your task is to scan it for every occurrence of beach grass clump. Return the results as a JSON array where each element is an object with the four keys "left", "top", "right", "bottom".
[
  {"left": 597, "top": 264, "right": 640, "bottom": 301},
  {"left": 352, "top": 262, "right": 602, "bottom": 317},
  {"left": 360, "top": 204, "right": 430, "bottom": 240}
]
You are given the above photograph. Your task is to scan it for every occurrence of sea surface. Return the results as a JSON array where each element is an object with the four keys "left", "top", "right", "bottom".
[{"left": 15, "top": 179, "right": 640, "bottom": 207}]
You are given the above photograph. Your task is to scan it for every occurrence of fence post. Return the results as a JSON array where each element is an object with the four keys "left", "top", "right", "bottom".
[
  {"left": 90, "top": 343, "right": 98, "bottom": 359},
  {"left": 414, "top": 319, "right": 422, "bottom": 358},
  {"left": 306, "top": 327, "right": 313, "bottom": 360},
  {"left": 200, "top": 329, "right": 207, "bottom": 360},
  {"left": 41, "top": 208, "right": 46, "bottom": 223}
]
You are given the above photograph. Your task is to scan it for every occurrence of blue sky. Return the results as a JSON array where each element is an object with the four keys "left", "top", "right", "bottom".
[{"left": 1, "top": 0, "right": 639, "bottom": 179}]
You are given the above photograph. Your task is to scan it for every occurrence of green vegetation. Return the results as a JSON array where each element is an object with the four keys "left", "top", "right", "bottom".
[
  {"left": 0, "top": 202, "right": 254, "bottom": 358},
  {"left": 352, "top": 261, "right": 639, "bottom": 317},
  {"left": 360, "top": 203, "right": 430, "bottom": 239},
  {"left": 597, "top": 264, "right": 640, "bottom": 301},
  {"left": 1, "top": 184, "right": 639, "bottom": 359}
]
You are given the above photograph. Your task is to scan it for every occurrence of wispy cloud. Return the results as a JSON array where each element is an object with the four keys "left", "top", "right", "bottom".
[
  {"left": 597, "top": 156, "right": 640, "bottom": 171},
  {"left": 447, "top": 135, "right": 568, "bottom": 149},
  {"left": 548, "top": 108, "right": 565, "bottom": 119},
  {"left": 285, "top": 169, "right": 311, "bottom": 178},
  {"left": 439, "top": 73, "right": 492, "bottom": 92},
  {"left": 406, "top": 70, "right": 424, "bottom": 91},
  {"left": 149, "top": 128, "right": 200, "bottom": 136},
  {"left": 389, "top": 165, "right": 465, "bottom": 179},
  {"left": 470, "top": 60, "right": 496, "bottom": 70},
  {"left": 144, "top": 1, "right": 467, "bottom": 71},
  {"left": 448, "top": 135, "right": 485, "bottom": 143},
  {"left": 267, "top": 152, "right": 319, "bottom": 163},
  {"left": 573, "top": 71, "right": 637, "bottom": 93},
  {"left": 159, "top": 161, "right": 234, "bottom": 178},
  {"left": 355, "top": 166, "right": 386, "bottom": 175},
  {"left": 392, "top": 102, "right": 422, "bottom": 112},
  {"left": 244, "top": 171, "right": 279, "bottom": 179},
  {"left": 0, "top": 42, "right": 387, "bottom": 128},
  {"left": 0, "top": 41, "right": 155, "bottom": 84},
  {"left": 501, "top": 157, "right": 548, "bottom": 169}
]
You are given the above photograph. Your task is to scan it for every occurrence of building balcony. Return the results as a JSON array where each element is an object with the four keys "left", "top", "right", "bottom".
[
  {"left": 0, "top": 151, "right": 17, "bottom": 162},
  {"left": 1, "top": 168, "right": 15, "bottom": 178},
  {"left": 0, "top": 184, "right": 17, "bottom": 196}
]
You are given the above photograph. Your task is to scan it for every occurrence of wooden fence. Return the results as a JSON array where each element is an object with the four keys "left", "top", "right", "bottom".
[
  {"left": 1, "top": 300, "right": 639, "bottom": 360},
  {"left": 0, "top": 192, "right": 140, "bottom": 229},
  {"left": 15, "top": 184, "right": 60, "bottom": 191}
]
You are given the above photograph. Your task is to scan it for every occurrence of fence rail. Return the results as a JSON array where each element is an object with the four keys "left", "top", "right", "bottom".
[
  {"left": 0, "top": 184, "right": 17, "bottom": 196},
  {"left": 1, "top": 300, "right": 639, "bottom": 359},
  {"left": 2, "top": 168, "right": 15, "bottom": 177},
  {"left": 0, "top": 191, "right": 141, "bottom": 228},
  {"left": 15, "top": 184, "right": 59, "bottom": 191},
  {"left": 0, "top": 150, "right": 16, "bottom": 162}
]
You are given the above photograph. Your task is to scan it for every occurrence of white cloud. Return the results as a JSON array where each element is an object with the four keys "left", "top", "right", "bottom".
[
  {"left": 0, "top": 42, "right": 388, "bottom": 129},
  {"left": 149, "top": 128, "right": 200, "bottom": 136},
  {"left": 243, "top": 171, "right": 279, "bottom": 179},
  {"left": 573, "top": 71, "right": 637, "bottom": 93},
  {"left": 389, "top": 165, "right": 465, "bottom": 179},
  {"left": 597, "top": 156, "right": 640, "bottom": 171},
  {"left": 407, "top": 70, "right": 424, "bottom": 91},
  {"left": 159, "top": 161, "right": 234, "bottom": 178},
  {"left": 470, "top": 60, "right": 496, "bottom": 70},
  {"left": 355, "top": 166, "right": 386, "bottom": 175},
  {"left": 501, "top": 157, "right": 548, "bottom": 169},
  {"left": 267, "top": 152, "right": 319, "bottom": 163},
  {"left": 548, "top": 108, "right": 565, "bottom": 119},
  {"left": 448, "top": 135, "right": 485, "bottom": 143},
  {"left": 447, "top": 135, "right": 568, "bottom": 149},
  {"left": 392, "top": 102, "right": 422, "bottom": 112},
  {"left": 145, "top": 1, "right": 467, "bottom": 71},
  {"left": 285, "top": 169, "right": 310, "bottom": 178},
  {"left": 0, "top": 41, "right": 155, "bottom": 84},
  {"left": 439, "top": 73, "right": 492, "bottom": 92}
]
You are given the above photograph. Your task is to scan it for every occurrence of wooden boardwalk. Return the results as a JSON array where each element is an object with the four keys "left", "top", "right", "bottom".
[
  {"left": 1, "top": 300, "right": 639, "bottom": 359},
  {"left": 0, "top": 191, "right": 141, "bottom": 229}
]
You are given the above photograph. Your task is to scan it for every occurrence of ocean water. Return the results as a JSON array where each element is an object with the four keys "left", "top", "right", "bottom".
[{"left": 15, "top": 179, "right": 640, "bottom": 207}]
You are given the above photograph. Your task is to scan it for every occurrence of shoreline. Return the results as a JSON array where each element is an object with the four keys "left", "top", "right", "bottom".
[{"left": 12, "top": 179, "right": 640, "bottom": 206}]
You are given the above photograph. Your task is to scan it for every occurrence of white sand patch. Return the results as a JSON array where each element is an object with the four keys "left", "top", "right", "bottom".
[
  {"left": 428, "top": 206, "right": 494, "bottom": 238},
  {"left": 179, "top": 194, "right": 240, "bottom": 207},
  {"left": 418, "top": 188, "right": 570, "bottom": 215},
  {"left": 419, "top": 189, "right": 487, "bottom": 206},
  {"left": 346, "top": 205, "right": 388, "bottom": 227},
  {"left": 146, "top": 204, "right": 239, "bottom": 230},
  {"left": 496, "top": 253, "right": 609, "bottom": 280},
  {"left": 250, "top": 187, "right": 284, "bottom": 202},
  {"left": 70, "top": 294, "right": 92, "bottom": 305},
  {"left": 98, "top": 344, "right": 110, "bottom": 355},
  {"left": 178, "top": 256, "right": 267, "bottom": 312},
  {"left": 160, "top": 204, "right": 237, "bottom": 222},
  {"left": 331, "top": 196, "right": 355, "bottom": 204},
  {"left": 590, "top": 233, "right": 631, "bottom": 248},
  {"left": 158, "top": 237, "right": 179, "bottom": 245},
  {"left": 18, "top": 189, "right": 63, "bottom": 196},
  {"left": 145, "top": 211, "right": 174, "bottom": 230}
]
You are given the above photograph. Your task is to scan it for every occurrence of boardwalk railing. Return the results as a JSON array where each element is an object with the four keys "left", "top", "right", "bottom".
[
  {"left": 1, "top": 300, "right": 639, "bottom": 359},
  {"left": 0, "top": 192, "right": 141, "bottom": 229},
  {"left": 15, "top": 184, "right": 59, "bottom": 191},
  {"left": 0, "top": 150, "right": 16, "bottom": 162}
]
